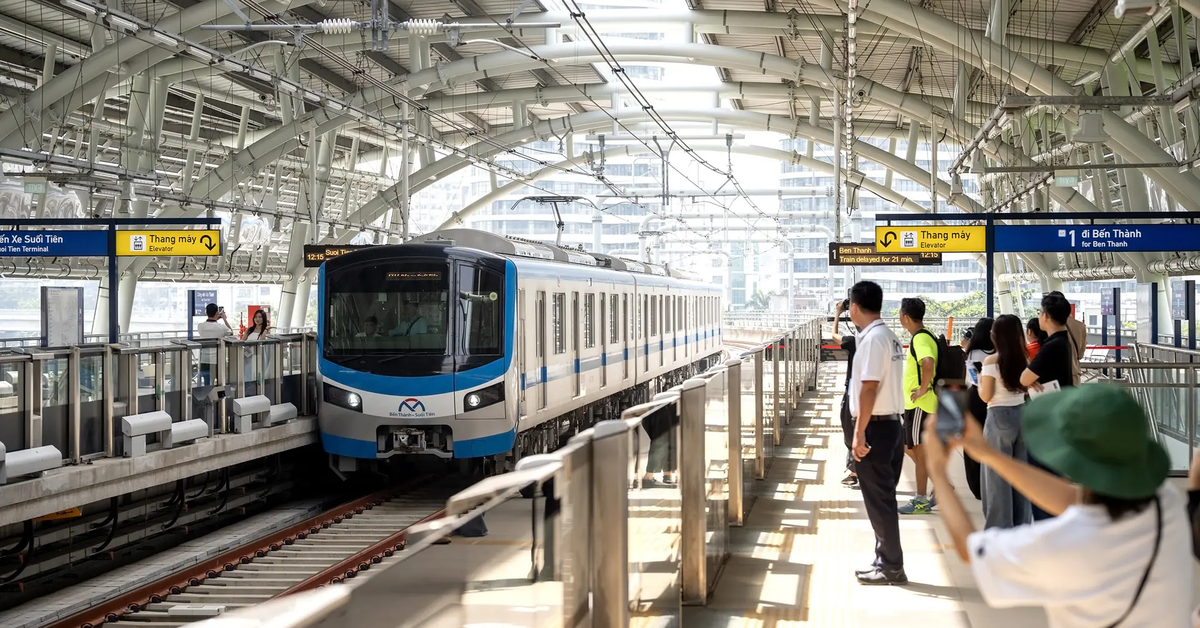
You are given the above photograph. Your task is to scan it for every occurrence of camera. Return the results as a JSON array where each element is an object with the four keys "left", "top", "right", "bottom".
[
  {"left": 962, "top": 328, "right": 973, "bottom": 341},
  {"left": 840, "top": 298, "right": 849, "bottom": 312}
]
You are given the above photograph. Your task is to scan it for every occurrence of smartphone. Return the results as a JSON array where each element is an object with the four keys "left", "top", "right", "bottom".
[{"left": 935, "top": 379, "right": 969, "bottom": 443}]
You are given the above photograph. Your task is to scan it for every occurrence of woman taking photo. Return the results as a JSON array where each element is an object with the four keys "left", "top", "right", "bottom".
[{"left": 978, "top": 314, "right": 1031, "bottom": 529}]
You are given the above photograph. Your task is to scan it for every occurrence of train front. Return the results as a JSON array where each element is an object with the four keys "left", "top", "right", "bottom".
[{"left": 317, "top": 243, "right": 518, "bottom": 460}]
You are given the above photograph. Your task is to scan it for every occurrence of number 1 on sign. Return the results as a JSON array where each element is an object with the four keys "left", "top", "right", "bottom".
[{"left": 1070, "top": 230, "right": 1075, "bottom": 247}]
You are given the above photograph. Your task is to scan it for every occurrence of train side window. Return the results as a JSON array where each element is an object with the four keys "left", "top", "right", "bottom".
[
  {"left": 536, "top": 291, "right": 545, "bottom": 358},
  {"left": 584, "top": 293, "right": 595, "bottom": 349},
  {"left": 639, "top": 295, "right": 645, "bottom": 340},
  {"left": 553, "top": 292, "right": 566, "bottom": 354},
  {"left": 610, "top": 294, "right": 619, "bottom": 344}
]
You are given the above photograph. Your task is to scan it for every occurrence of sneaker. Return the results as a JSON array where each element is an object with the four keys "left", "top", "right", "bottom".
[
  {"left": 854, "top": 564, "right": 880, "bottom": 577},
  {"left": 841, "top": 473, "right": 858, "bottom": 487},
  {"left": 928, "top": 493, "right": 938, "bottom": 509},
  {"left": 856, "top": 567, "right": 908, "bottom": 586},
  {"left": 898, "top": 495, "right": 932, "bottom": 515}
]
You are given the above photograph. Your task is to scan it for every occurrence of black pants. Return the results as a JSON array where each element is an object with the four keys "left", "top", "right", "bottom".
[
  {"left": 964, "top": 386, "right": 989, "bottom": 501},
  {"left": 856, "top": 419, "right": 905, "bottom": 572},
  {"left": 840, "top": 393, "right": 855, "bottom": 473},
  {"left": 1027, "top": 454, "right": 1057, "bottom": 521}
]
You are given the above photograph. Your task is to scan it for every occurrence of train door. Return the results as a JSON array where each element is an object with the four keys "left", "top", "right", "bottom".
[
  {"left": 536, "top": 291, "right": 547, "bottom": 411},
  {"left": 622, "top": 293, "right": 629, "bottom": 380},
  {"left": 670, "top": 295, "right": 677, "bottom": 362},
  {"left": 518, "top": 289, "right": 526, "bottom": 416},
  {"left": 642, "top": 294, "right": 649, "bottom": 373},
  {"left": 600, "top": 292, "right": 608, "bottom": 389},
  {"left": 572, "top": 291, "right": 581, "bottom": 397}
]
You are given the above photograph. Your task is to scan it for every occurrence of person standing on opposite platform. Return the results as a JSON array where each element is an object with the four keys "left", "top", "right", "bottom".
[{"left": 847, "top": 281, "right": 909, "bottom": 585}]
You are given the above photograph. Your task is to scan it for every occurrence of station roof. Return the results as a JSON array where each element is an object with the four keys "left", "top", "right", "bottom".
[{"left": 0, "top": 0, "right": 1189, "bottom": 284}]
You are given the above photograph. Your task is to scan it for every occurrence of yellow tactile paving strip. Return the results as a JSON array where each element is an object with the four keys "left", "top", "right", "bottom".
[{"left": 669, "top": 363, "right": 1048, "bottom": 628}]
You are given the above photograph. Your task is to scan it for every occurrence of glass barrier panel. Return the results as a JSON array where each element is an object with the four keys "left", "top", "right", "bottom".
[
  {"left": 191, "top": 343, "right": 220, "bottom": 431},
  {"left": 41, "top": 357, "right": 70, "bottom": 458},
  {"left": 739, "top": 353, "right": 756, "bottom": 519},
  {"left": 628, "top": 402, "right": 682, "bottom": 627},
  {"left": 163, "top": 351, "right": 183, "bottom": 421},
  {"left": 135, "top": 353, "right": 156, "bottom": 414},
  {"left": 0, "top": 362, "right": 24, "bottom": 449},
  {"left": 702, "top": 369, "right": 729, "bottom": 591},
  {"left": 280, "top": 339, "right": 303, "bottom": 408},
  {"left": 79, "top": 352, "right": 106, "bottom": 457},
  {"left": 1082, "top": 368, "right": 1192, "bottom": 473}
]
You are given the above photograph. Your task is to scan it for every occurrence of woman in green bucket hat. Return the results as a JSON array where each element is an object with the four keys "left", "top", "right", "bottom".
[{"left": 923, "top": 383, "right": 1193, "bottom": 627}]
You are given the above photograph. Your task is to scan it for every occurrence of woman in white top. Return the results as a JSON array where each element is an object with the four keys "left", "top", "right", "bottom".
[
  {"left": 963, "top": 318, "right": 995, "bottom": 501},
  {"left": 924, "top": 385, "right": 1191, "bottom": 628},
  {"left": 978, "top": 314, "right": 1031, "bottom": 529},
  {"left": 241, "top": 309, "right": 272, "bottom": 385}
]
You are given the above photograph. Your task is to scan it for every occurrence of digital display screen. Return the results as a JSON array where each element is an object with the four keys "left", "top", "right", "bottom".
[{"left": 386, "top": 271, "right": 442, "bottom": 280}]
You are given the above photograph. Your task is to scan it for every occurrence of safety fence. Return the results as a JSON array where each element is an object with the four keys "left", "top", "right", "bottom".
[
  {"left": 0, "top": 334, "right": 316, "bottom": 483},
  {"left": 190, "top": 319, "right": 823, "bottom": 628}
]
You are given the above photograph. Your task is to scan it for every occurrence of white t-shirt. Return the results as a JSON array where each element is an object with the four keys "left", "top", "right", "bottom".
[
  {"left": 966, "top": 348, "right": 994, "bottom": 387},
  {"left": 981, "top": 362, "right": 1025, "bottom": 408},
  {"left": 967, "top": 482, "right": 1192, "bottom": 628},
  {"left": 196, "top": 319, "right": 232, "bottom": 364},
  {"left": 848, "top": 319, "right": 906, "bottom": 418}
]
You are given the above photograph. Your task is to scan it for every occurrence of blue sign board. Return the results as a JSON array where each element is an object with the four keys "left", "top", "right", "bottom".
[
  {"left": 0, "top": 230, "right": 108, "bottom": 257},
  {"left": 190, "top": 289, "right": 218, "bottom": 317},
  {"left": 994, "top": 224, "right": 1200, "bottom": 253}
]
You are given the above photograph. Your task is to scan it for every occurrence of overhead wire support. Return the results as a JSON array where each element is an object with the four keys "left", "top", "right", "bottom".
[{"left": 561, "top": 1, "right": 779, "bottom": 230}]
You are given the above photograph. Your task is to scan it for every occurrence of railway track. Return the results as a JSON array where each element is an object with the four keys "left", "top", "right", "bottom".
[{"left": 46, "top": 477, "right": 466, "bottom": 628}]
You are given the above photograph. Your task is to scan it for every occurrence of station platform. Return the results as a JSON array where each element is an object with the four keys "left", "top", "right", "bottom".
[
  {"left": 683, "top": 362, "right": 1200, "bottom": 628},
  {"left": 0, "top": 417, "right": 316, "bottom": 527}
]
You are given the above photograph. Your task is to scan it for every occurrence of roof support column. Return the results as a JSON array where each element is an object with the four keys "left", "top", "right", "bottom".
[
  {"left": 812, "top": 44, "right": 833, "bottom": 160},
  {"left": 132, "top": 77, "right": 169, "bottom": 220},
  {"left": 341, "top": 136, "right": 361, "bottom": 231},
  {"left": 181, "top": 93, "right": 205, "bottom": 195},
  {"left": 277, "top": 221, "right": 309, "bottom": 330},
  {"left": 409, "top": 34, "right": 435, "bottom": 168},
  {"left": 120, "top": 73, "right": 151, "bottom": 215},
  {"left": 1174, "top": 3, "right": 1199, "bottom": 156}
]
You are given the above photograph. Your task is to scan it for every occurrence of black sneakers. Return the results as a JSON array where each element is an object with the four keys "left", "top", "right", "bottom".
[
  {"left": 841, "top": 473, "right": 859, "bottom": 488},
  {"left": 856, "top": 567, "right": 908, "bottom": 585}
]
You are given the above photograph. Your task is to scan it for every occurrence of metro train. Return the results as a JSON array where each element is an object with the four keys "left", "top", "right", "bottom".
[{"left": 316, "top": 229, "right": 724, "bottom": 471}]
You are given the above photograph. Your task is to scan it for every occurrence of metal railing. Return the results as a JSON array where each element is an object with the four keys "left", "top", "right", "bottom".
[
  {"left": 0, "top": 333, "right": 317, "bottom": 476},
  {"left": 190, "top": 320, "right": 823, "bottom": 628},
  {"left": 0, "top": 327, "right": 316, "bottom": 349}
]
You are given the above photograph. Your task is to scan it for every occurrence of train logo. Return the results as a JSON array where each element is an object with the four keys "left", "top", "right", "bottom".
[{"left": 391, "top": 398, "right": 434, "bottom": 418}]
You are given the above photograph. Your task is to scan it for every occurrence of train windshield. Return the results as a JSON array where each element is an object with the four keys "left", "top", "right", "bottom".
[{"left": 324, "top": 261, "right": 450, "bottom": 358}]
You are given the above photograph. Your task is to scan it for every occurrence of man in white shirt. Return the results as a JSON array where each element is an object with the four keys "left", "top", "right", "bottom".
[
  {"left": 847, "top": 281, "right": 909, "bottom": 585},
  {"left": 924, "top": 385, "right": 1192, "bottom": 628},
  {"left": 195, "top": 303, "right": 233, "bottom": 384},
  {"left": 390, "top": 302, "right": 428, "bottom": 337}
]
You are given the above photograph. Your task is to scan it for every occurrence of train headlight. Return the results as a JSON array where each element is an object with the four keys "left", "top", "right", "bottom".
[
  {"left": 324, "top": 384, "right": 363, "bottom": 412},
  {"left": 462, "top": 382, "right": 504, "bottom": 411}
]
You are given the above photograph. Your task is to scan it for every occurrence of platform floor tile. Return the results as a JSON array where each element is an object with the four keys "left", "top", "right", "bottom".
[{"left": 681, "top": 364, "right": 1053, "bottom": 628}]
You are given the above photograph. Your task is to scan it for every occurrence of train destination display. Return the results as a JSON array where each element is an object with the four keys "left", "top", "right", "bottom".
[{"left": 828, "top": 242, "right": 943, "bottom": 266}]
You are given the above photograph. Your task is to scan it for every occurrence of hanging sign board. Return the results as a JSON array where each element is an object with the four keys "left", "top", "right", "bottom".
[
  {"left": 874, "top": 226, "right": 986, "bottom": 253},
  {"left": 0, "top": 230, "right": 107, "bottom": 257},
  {"left": 828, "top": 242, "right": 942, "bottom": 266},
  {"left": 41, "top": 286, "right": 84, "bottom": 347},
  {"left": 115, "top": 230, "right": 221, "bottom": 256},
  {"left": 303, "top": 244, "right": 373, "bottom": 267},
  {"left": 994, "top": 224, "right": 1200, "bottom": 253}
]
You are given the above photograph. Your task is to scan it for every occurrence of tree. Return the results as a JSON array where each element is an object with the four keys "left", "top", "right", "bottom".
[{"left": 894, "top": 288, "right": 1037, "bottom": 321}]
